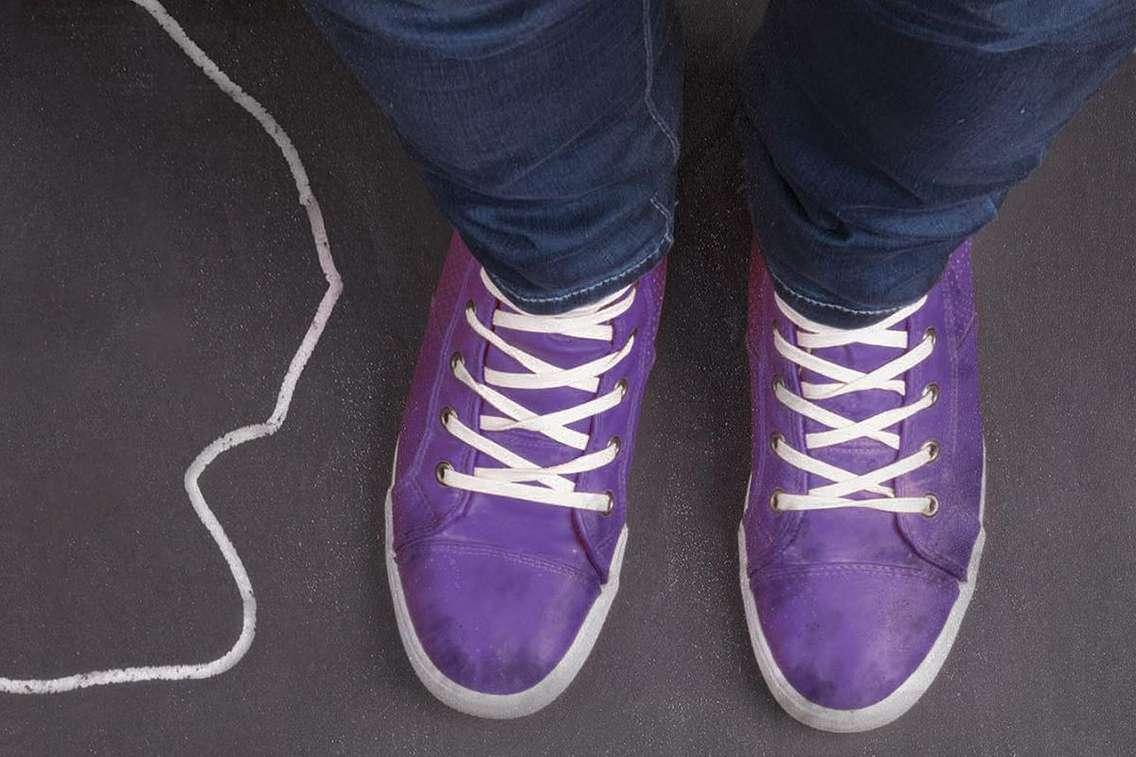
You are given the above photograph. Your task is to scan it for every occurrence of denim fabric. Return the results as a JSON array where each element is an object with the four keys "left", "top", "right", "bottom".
[
  {"left": 741, "top": 0, "right": 1136, "bottom": 325},
  {"left": 303, "top": 0, "right": 681, "bottom": 314},
  {"left": 307, "top": 0, "right": 1135, "bottom": 323}
]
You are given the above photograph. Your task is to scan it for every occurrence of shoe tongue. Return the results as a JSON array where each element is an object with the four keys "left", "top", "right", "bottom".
[
  {"left": 798, "top": 340, "right": 905, "bottom": 497},
  {"left": 476, "top": 309, "right": 612, "bottom": 470}
]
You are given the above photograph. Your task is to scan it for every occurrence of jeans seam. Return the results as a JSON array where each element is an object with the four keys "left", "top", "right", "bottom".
[
  {"left": 767, "top": 267, "right": 909, "bottom": 317},
  {"left": 642, "top": 0, "right": 679, "bottom": 164},
  {"left": 650, "top": 196, "right": 675, "bottom": 241}
]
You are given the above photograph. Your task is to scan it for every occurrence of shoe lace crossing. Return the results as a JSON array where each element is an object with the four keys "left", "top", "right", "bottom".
[
  {"left": 436, "top": 269, "right": 634, "bottom": 513},
  {"left": 769, "top": 294, "right": 941, "bottom": 516}
]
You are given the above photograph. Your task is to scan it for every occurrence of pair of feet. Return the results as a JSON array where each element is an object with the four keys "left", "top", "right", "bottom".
[{"left": 384, "top": 233, "right": 985, "bottom": 732}]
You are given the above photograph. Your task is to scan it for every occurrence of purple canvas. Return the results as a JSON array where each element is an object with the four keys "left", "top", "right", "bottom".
[
  {"left": 740, "top": 240, "right": 986, "bottom": 732},
  {"left": 385, "top": 232, "right": 666, "bottom": 718}
]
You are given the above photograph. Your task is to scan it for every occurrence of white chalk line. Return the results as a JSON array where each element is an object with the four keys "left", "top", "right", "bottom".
[{"left": 0, "top": 0, "right": 343, "bottom": 694}]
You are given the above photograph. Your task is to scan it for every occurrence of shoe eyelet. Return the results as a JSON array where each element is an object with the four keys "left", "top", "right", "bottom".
[
  {"left": 450, "top": 352, "right": 464, "bottom": 372},
  {"left": 769, "top": 432, "right": 784, "bottom": 452},
  {"left": 922, "top": 494, "right": 940, "bottom": 518},
  {"left": 923, "top": 326, "right": 937, "bottom": 347},
  {"left": 608, "top": 436, "right": 622, "bottom": 455},
  {"left": 602, "top": 491, "right": 615, "bottom": 516},
  {"left": 439, "top": 406, "right": 456, "bottom": 428},
  {"left": 769, "top": 488, "right": 784, "bottom": 513},
  {"left": 771, "top": 318, "right": 780, "bottom": 335},
  {"left": 922, "top": 439, "right": 940, "bottom": 462},
  {"left": 465, "top": 299, "right": 476, "bottom": 316},
  {"left": 923, "top": 382, "right": 940, "bottom": 405},
  {"left": 616, "top": 378, "right": 629, "bottom": 398},
  {"left": 771, "top": 376, "right": 784, "bottom": 394},
  {"left": 435, "top": 461, "right": 453, "bottom": 486}
]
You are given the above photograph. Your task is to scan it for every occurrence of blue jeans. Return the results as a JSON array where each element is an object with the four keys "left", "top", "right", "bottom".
[{"left": 305, "top": 0, "right": 1135, "bottom": 325}]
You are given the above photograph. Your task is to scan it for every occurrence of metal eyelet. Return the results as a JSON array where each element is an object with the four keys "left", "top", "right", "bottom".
[
  {"left": 616, "top": 378, "right": 629, "bottom": 398},
  {"left": 922, "top": 439, "right": 940, "bottom": 462},
  {"left": 771, "top": 318, "right": 780, "bottom": 335},
  {"left": 769, "top": 488, "right": 784, "bottom": 512},
  {"left": 608, "top": 436, "right": 622, "bottom": 455},
  {"left": 450, "top": 352, "right": 464, "bottom": 372},
  {"left": 769, "top": 432, "right": 784, "bottom": 452},
  {"left": 771, "top": 376, "right": 784, "bottom": 393},
  {"left": 602, "top": 491, "right": 615, "bottom": 516},
  {"left": 465, "top": 299, "right": 476, "bottom": 315},
  {"left": 923, "top": 382, "right": 940, "bottom": 405},
  {"left": 435, "top": 461, "right": 453, "bottom": 486},
  {"left": 439, "top": 406, "right": 456, "bottom": 428},
  {"left": 923, "top": 326, "right": 937, "bottom": 347},
  {"left": 922, "top": 494, "right": 940, "bottom": 518}
]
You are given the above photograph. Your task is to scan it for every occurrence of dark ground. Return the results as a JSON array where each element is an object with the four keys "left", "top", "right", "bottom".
[{"left": 1, "top": 1, "right": 1134, "bottom": 754}]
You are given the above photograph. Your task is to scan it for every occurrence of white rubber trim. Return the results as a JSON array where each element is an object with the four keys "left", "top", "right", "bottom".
[
  {"left": 384, "top": 447, "right": 627, "bottom": 719},
  {"left": 738, "top": 455, "right": 986, "bottom": 733}
]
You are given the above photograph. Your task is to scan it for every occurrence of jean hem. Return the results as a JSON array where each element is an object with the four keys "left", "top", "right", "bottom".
[
  {"left": 766, "top": 267, "right": 914, "bottom": 325},
  {"left": 489, "top": 200, "right": 673, "bottom": 313}
]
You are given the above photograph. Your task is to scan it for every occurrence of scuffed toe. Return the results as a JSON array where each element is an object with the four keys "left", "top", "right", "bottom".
[
  {"left": 752, "top": 564, "right": 959, "bottom": 712},
  {"left": 398, "top": 541, "right": 601, "bottom": 696}
]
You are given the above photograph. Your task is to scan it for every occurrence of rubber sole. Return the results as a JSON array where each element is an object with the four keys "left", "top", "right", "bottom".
[
  {"left": 738, "top": 457, "right": 987, "bottom": 733},
  {"left": 384, "top": 450, "right": 628, "bottom": 719}
]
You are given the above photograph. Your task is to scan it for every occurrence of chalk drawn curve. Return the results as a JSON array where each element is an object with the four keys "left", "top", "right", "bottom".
[{"left": 0, "top": 0, "right": 343, "bottom": 694}]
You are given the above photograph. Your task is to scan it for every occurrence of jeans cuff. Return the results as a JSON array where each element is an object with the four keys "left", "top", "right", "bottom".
[
  {"left": 488, "top": 203, "right": 674, "bottom": 315},
  {"left": 767, "top": 267, "right": 910, "bottom": 329}
]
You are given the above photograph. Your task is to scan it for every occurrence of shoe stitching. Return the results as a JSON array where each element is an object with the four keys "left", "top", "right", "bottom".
[
  {"left": 755, "top": 562, "right": 958, "bottom": 588},
  {"left": 398, "top": 539, "right": 599, "bottom": 584}
]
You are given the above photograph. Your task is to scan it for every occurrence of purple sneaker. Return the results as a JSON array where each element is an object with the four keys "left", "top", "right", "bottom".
[
  {"left": 385, "top": 232, "right": 665, "bottom": 718},
  {"left": 740, "top": 240, "right": 986, "bottom": 732}
]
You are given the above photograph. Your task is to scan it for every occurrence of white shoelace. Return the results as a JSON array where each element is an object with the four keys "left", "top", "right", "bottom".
[
  {"left": 436, "top": 270, "right": 634, "bottom": 513},
  {"left": 770, "top": 295, "right": 940, "bottom": 515}
]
